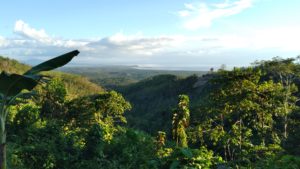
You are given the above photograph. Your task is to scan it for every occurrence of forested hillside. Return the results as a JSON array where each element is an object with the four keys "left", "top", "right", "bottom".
[
  {"left": 61, "top": 66, "right": 207, "bottom": 89},
  {"left": 0, "top": 56, "right": 300, "bottom": 168}
]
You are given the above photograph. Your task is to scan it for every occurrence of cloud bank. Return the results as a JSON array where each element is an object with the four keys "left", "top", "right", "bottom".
[{"left": 0, "top": 20, "right": 299, "bottom": 68}]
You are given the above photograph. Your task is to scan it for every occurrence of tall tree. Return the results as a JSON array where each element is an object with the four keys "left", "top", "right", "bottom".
[
  {"left": 255, "top": 57, "right": 300, "bottom": 139},
  {"left": 172, "top": 94, "right": 190, "bottom": 147},
  {"left": 156, "top": 131, "right": 166, "bottom": 150}
]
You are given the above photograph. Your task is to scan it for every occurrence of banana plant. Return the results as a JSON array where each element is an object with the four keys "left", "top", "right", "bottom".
[{"left": 0, "top": 50, "right": 79, "bottom": 169}]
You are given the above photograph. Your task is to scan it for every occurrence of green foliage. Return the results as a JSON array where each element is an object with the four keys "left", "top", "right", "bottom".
[
  {"left": 160, "top": 147, "right": 223, "bottom": 169},
  {"left": 0, "top": 50, "right": 79, "bottom": 169},
  {"left": 283, "top": 110, "right": 300, "bottom": 155},
  {"left": 47, "top": 72, "right": 104, "bottom": 99},
  {"left": 117, "top": 74, "right": 200, "bottom": 134},
  {"left": 44, "top": 78, "right": 67, "bottom": 102},
  {"left": 172, "top": 94, "right": 190, "bottom": 147},
  {"left": 82, "top": 124, "right": 106, "bottom": 159},
  {"left": 156, "top": 131, "right": 166, "bottom": 150},
  {"left": 66, "top": 91, "right": 131, "bottom": 128},
  {"left": 76, "top": 127, "right": 156, "bottom": 169},
  {"left": 8, "top": 122, "right": 67, "bottom": 169},
  {"left": 254, "top": 154, "right": 300, "bottom": 169},
  {"left": 40, "top": 78, "right": 67, "bottom": 120},
  {"left": 2, "top": 55, "right": 300, "bottom": 169},
  {"left": 94, "top": 91, "right": 131, "bottom": 124},
  {"left": 0, "top": 56, "right": 30, "bottom": 74},
  {"left": 13, "top": 102, "right": 41, "bottom": 129},
  {"left": 184, "top": 61, "right": 300, "bottom": 167}
]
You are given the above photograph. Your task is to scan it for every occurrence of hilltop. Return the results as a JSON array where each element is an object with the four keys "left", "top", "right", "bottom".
[{"left": 60, "top": 66, "right": 208, "bottom": 89}]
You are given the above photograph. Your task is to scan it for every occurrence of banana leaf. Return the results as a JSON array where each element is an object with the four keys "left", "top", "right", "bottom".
[
  {"left": 24, "top": 50, "right": 79, "bottom": 75},
  {"left": 0, "top": 50, "right": 79, "bottom": 97},
  {"left": 0, "top": 71, "right": 38, "bottom": 97}
]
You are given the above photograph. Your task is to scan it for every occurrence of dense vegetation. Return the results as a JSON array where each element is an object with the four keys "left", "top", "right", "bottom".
[
  {"left": 117, "top": 74, "right": 204, "bottom": 134},
  {"left": 0, "top": 55, "right": 300, "bottom": 168}
]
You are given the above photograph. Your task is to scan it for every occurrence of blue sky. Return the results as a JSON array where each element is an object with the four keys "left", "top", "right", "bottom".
[{"left": 1, "top": 0, "right": 300, "bottom": 69}]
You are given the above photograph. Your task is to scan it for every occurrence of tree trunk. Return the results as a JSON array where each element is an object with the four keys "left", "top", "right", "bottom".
[
  {"left": 0, "top": 143, "right": 6, "bottom": 169},
  {"left": 284, "top": 115, "right": 288, "bottom": 139},
  {"left": 0, "top": 106, "right": 7, "bottom": 169},
  {"left": 283, "top": 78, "right": 291, "bottom": 139},
  {"left": 239, "top": 120, "right": 243, "bottom": 167}
]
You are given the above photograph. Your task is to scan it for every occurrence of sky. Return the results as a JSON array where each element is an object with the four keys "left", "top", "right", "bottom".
[{"left": 0, "top": 0, "right": 300, "bottom": 70}]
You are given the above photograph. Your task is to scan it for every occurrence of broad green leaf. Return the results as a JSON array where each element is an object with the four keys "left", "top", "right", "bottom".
[
  {"left": 24, "top": 50, "right": 79, "bottom": 75},
  {"left": 0, "top": 71, "right": 38, "bottom": 97}
]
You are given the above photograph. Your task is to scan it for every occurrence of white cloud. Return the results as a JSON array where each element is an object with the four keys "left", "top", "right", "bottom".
[
  {"left": 178, "top": 0, "right": 254, "bottom": 30},
  {"left": 0, "top": 20, "right": 299, "bottom": 68},
  {"left": 0, "top": 36, "right": 9, "bottom": 47},
  {"left": 1, "top": 21, "right": 189, "bottom": 63},
  {"left": 14, "top": 20, "right": 52, "bottom": 43},
  {"left": 197, "top": 26, "right": 300, "bottom": 52},
  {"left": 249, "top": 27, "right": 300, "bottom": 51},
  {"left": 13, "top": 20, "right": 89, "bottom": 49},
  {"left": 7, "top": 21, "right": 186, "bottom": 58},
  {"left": 87, "top": 32, "right": 183, "bottom": 56}
]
